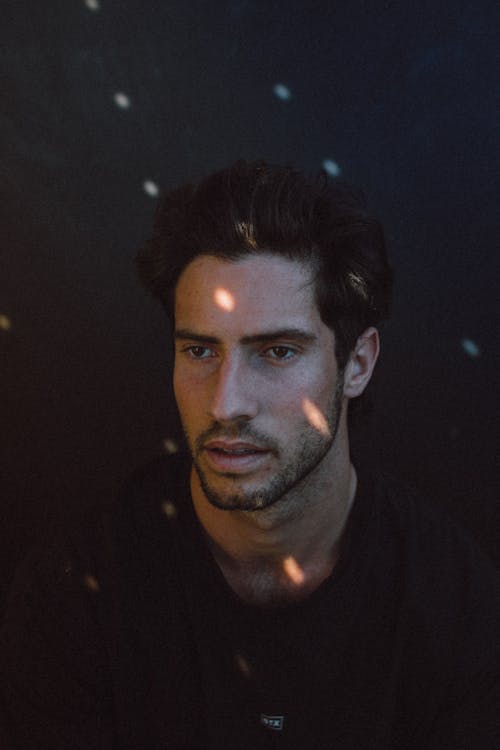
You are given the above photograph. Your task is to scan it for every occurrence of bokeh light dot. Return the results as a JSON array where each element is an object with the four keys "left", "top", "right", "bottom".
[
  {"left": 322, "top": 159, "right": 341, "bottom": 177},
  {"left": 461, "top": 338, "right": 480, "bottom": 358},
  {"left": 143, "top": 180, "right": 159, "bottom": 197},
  {"left": 0, "top": 314, "right": 12, "bottom": 331},
  {"left": 163, "top": 438, "right": 179, "bottom": 454},
  {"left": 163, "top": 438, "right": 179, "bottom": 456},
  {"left": 84, "top": 0, "right": 100, "bottom": 11},
  {"left": 235, "top": 653, "right": 252, "bottom": 678},
  {"left": 161, "top": 500, "right": 178, "bottom": 520},
  {"left": 273, "top": 83, "right": 292, "bottom": 100},
  {"left": 114, "top": 92, "right": 131, "bottom": 109},
  {"left": 84, "top": 574, "right": 100, "bottom": 592}
]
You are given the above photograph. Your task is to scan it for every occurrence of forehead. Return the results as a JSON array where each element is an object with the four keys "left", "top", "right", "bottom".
[{"left": 174, "top": 254, "right": 320, "bottom": 332}]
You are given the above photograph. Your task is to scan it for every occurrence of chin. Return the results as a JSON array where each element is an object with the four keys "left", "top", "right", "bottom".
[
  {"left": 195, "top": 467, "right": 269, "bottom": 511},
  {"left": 204, "top": 483, "right": 271, "bottom": 512}
]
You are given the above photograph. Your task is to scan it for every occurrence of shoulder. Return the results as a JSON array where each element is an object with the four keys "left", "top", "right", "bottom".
[
  {"left": 368, "top": 470, "right": 500, "bottom": 671},
  {"left": 372, "top": 471, "right": 498, "bottom": 572},
  {"left": 369, "top": 470, "right": 500, "bottom": 599},
  {"left": 13, "top": 453, "right": 194, "bottom": 607}
]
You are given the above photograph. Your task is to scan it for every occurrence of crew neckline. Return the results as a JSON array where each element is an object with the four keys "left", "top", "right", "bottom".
[{"left": 180, "top": 460, "right": 377, "bottom": 617}]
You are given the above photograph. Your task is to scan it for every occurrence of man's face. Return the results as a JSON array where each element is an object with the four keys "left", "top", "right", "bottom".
[{"left": 173, "top": 253, "right": 345, "bottom": 513}]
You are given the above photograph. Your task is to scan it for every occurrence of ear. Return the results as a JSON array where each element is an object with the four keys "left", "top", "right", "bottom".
[{"left": 343, "top": 327, "right": 380, "bottom": 399}]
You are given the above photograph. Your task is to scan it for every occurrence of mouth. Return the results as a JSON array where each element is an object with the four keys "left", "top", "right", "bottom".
[{"left": 202, "top": 441, "right": 271, "bottom": 473}]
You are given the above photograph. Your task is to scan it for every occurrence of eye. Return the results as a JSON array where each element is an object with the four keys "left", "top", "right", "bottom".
[
  {"left": 183, "top": 345, "right": 215, "bottom": 360},
  {"left": 264, "top": 345, "right": 297, "bottom": 361}
]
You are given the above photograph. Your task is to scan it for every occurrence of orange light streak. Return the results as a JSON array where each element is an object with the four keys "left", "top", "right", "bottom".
[
  {"left": 282, "top": 556, "right": 305, "bottom": 585},
  {"left": 301, "top": 398, "right": 331, "bottom": 437}
]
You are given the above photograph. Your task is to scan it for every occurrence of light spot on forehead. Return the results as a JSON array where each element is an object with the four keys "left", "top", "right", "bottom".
[
  {"left": 176, "top": 254, "right": 318, "bottom": 319},
  {"left": 214, "top": 287, "right": 236, "bottom": 311},
  {"left": 173, "top": 254, "right": 340, "bottom": 365}
]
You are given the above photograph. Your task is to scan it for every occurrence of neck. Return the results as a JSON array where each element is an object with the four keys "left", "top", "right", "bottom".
[{"left": 190, "top": 429, "right": 358, "bottom": 605}]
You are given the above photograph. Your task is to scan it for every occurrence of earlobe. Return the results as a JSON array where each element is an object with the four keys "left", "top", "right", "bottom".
[{"left": 343, "top": 327, "right": 380, "bottom": 399}]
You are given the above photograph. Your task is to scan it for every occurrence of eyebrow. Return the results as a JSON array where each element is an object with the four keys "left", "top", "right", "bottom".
[{"left": 174, "top": 328, "right": 318, "bottom": 346}]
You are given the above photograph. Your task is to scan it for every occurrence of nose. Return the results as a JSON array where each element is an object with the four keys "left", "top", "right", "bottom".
[{"left": 208, "top": 355, "right": 258, "bottom": 423}]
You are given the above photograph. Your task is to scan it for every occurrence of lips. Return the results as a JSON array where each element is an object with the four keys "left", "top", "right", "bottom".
[
  {"left": 204, "top": 440, "right": 267, "bottom": 455},
  {"left": 202, "top": 440, "right": 270, "bottom": 473}
]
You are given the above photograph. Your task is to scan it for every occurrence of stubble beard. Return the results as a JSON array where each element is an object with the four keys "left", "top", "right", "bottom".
[{"left": 187, "top": 377, "right": 344, "bottom": 513}]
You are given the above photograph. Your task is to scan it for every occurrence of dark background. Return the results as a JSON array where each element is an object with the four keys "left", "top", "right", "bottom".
[{"left": 2, "top": 0, "right": 499, "bottom": 605}]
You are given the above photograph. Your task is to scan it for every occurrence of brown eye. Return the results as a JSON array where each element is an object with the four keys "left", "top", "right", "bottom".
[
  {"left": 186, "top": 346, "right": 213, "bottom": 359},
  {"left": 266, "top": 346, "right": 296, "bottom": 361}
]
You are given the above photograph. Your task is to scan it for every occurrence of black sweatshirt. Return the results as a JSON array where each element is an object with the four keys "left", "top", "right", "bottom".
[{"left": 1, "top": 453, "right": 499, "bottom": 748}]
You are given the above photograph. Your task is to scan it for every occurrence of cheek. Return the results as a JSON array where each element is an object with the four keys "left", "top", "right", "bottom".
[
  {"left": 173, "top": 365, "right": 214, "bottom": 429},
  {"left": 173, "top": 366, "right": 193, "bottom": 415},
  {"left": 278, "top": 370, "right": 332, "bottom": 408},
  {"left": 172, "top": 366, "right": 181, "bottom": 404},
  {"left": 277, "top": 374, "right": 337, "bottom": 431}
]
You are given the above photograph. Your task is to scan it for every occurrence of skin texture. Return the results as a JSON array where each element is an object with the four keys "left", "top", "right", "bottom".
[{"left": 174, "top": 253, "right": 379, "bottom": 604}]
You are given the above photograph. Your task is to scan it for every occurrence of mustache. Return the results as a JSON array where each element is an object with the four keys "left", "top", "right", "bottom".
[{"left": 194, "top": 422, "right": 279, "bottom": 455}]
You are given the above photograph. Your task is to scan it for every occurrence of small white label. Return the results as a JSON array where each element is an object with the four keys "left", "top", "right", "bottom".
[{"left": 260, "top": 714, "right": 284, "bottom": 731}]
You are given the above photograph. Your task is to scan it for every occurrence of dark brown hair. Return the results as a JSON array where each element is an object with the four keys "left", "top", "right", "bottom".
[{"left": 136, "top": 159, "right": 392, "bottom": 371}]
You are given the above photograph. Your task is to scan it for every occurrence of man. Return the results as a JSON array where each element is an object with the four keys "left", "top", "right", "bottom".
[{"left": 1, "top": 160, "right": 499, "bottom": 748}]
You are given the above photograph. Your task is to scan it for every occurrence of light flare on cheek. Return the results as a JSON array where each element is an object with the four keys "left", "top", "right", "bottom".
[
  {"left": 283, "top": 556, "right": 305, "bottom": 585},
  {"left": 214, "top": 287, "right": 236, "bottom": 312},
  {"left": 301, "top": 398, "right": 331, "bottom": 438}
]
